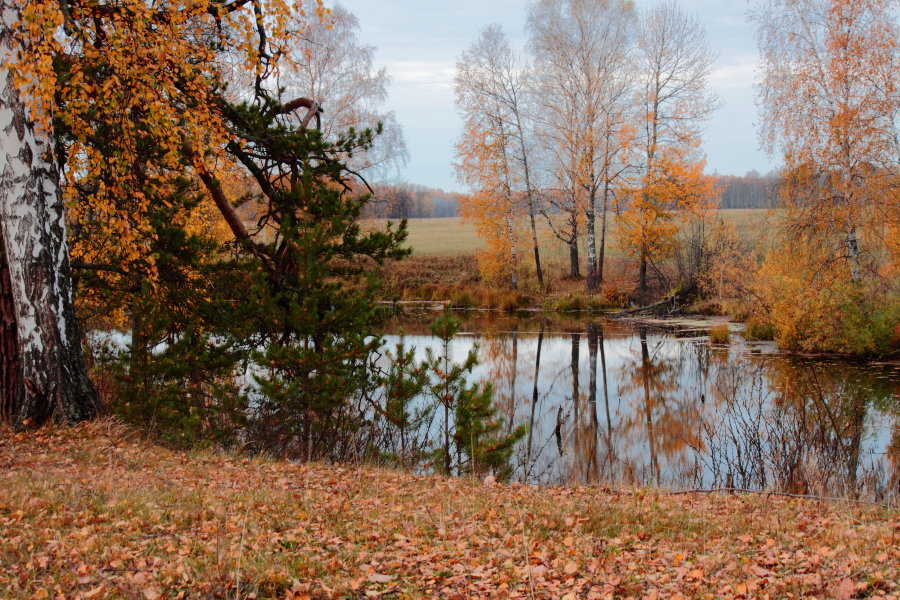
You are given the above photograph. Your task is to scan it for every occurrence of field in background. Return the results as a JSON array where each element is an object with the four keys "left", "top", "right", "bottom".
[{"left": 373, "top": 209, "right": 773, "bottom": 257}]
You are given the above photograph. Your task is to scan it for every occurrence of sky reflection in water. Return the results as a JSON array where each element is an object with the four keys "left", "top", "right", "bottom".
[{"left": 381, "top": 312, "right": 900, "bottom": 500}]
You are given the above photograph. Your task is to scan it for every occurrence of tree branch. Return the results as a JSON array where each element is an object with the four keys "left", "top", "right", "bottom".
[{"left": 182, "top": 139, "right": 250, "bottom": 242}]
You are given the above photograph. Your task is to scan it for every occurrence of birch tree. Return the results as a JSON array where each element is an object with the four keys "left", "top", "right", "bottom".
[
  {"left": 0, "top": 0, "right": 325, "bottom": 429},
  {"left": 753, "top": 0, "right": 899, "bottom": 283},
  {"left": 281, "top": 4, "right": 408, "bottom": 181},
  {"left": 455, "top": 25, "right": 538, "bottom": 289},
  {"left": 624, "top": 1, "right": 719, "bottom": 293},
  {"left": 527, "top": 0, "right": 637, "bottom": 291},
  {"left": 1, "top": 0, "right": 95, "bottom": 427}
]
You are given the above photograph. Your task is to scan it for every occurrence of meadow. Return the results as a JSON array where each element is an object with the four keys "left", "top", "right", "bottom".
[
  {"left": 369, "top": 209, "right": 774, "bottom": 307},
  {"left": 381, "top": 209, "right": 772, "bottom": 257}
]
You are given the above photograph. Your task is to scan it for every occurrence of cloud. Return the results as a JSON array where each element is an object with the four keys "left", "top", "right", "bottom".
[
  {"left": 710, "top": 55, "right": 759, "bottom": 90},
  {"left": 384, "top": 60, "right": 455, "bottom": 88}
]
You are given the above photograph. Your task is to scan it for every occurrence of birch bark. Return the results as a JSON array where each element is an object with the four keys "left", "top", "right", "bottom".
[{"left": 0, "top": 0, "right": 96, "bottom": 428}]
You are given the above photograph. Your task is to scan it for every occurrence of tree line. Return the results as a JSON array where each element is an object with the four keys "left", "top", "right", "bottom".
[
  {"left": 454, "top": 0, "right": 720, "bottom": 295},
  {"left": 363, "top": 183, "right": 462, "bottom": 219},
  {"left": 451, "top": 0, "right": 898, "bottom": 355},
  {"left": 363, "top": 172, "right": 776, "bottom": 220}
]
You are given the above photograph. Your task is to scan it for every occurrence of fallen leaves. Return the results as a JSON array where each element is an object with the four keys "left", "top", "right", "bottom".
[{"left": 1, "top": 421, "right": 898, "bottom": 599}]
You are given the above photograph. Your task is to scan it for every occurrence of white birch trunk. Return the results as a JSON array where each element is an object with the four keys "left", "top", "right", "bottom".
[
  {"left": 585, "top": 187, "right": 598, "bottom": 292},
  {"left": 0, "top": 0, "right": 95, "bottom": 427},
  {"left": 847, "top": 228, "right": 861, "bottom": 282},
  {"left": 506, "top": 215, "right": 518, "bottom": 291}
]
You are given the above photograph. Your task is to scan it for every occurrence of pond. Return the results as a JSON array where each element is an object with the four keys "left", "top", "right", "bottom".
[{"left": 380, "top": 311, "right": 900, "bottom": 501}]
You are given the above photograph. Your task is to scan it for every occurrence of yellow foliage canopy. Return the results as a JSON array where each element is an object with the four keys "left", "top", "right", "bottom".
[
  {"left": 456, "top": 118, "right": 522, "bottom": 285},
  {"left": 618, "top": 149, "right": 717, "bottom": 266},
  {"left": 12, "top": 0, "right": 325, "bottom": 321}
]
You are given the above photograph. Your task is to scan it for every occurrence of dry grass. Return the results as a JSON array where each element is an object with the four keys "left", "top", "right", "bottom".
[
  {"left": 710, "top": 323, "right": 732, "bottom": 344},
  {"left": 380, "top": 255, "right": 481, "bottom": 297},
  {"left": 380, "top": 253, "right": 637, "bottom": 311},
  {"left": 2, "top": 421, "right": 898, "bottom": 599},
  {"left": 372, "top": 209, "right": 772, "bottom": 311}
]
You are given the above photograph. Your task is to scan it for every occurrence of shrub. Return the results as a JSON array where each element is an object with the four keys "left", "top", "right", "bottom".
[
  {"left": 555, "top": 293, "right": 588, "bottom": 312},
  {"left": 499, "top": 291, "right": 531, "bottom": 312},
  {"left": 752, "top": 246, "right": 900, "bottom": 356},
  {"left": 450, "top": 288, "right": 477, "bottom": 309},
  {"left": 709, "top": 323, "right": 731, "bottom": 344},
  {"left": 744, "top": 319, "right": 776, "bottom": 341},
  {"left": 418, "top": 283, "right": 438, "bottom": 300},
  {"left": 599, "top": 282, "right": 630, "bottom": 309}
]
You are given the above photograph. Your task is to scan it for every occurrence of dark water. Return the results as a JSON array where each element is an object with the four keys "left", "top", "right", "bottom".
[{"left": 381, "top": 311, "right": 900, "bottom": 501}]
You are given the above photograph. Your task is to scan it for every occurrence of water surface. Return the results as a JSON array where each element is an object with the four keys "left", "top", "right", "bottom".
[{"left": 381, "top": 311, "right": 900, "bottom": 501}]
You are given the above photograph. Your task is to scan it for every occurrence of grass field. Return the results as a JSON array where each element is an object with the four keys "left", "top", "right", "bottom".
[{"left": 378, "top": 209, "right": 773, "bottom": 257}]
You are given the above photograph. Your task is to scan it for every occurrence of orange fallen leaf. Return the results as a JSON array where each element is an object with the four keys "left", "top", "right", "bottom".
[
  {"left": 830, "top": 579, "right": 855, "bottom": 600},
  {"left": 143, "top": 587, "right": 161, "bottom": 600}
]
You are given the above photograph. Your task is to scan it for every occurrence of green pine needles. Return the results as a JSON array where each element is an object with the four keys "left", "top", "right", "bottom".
[{"left": 378, "top": 313, "right": 526, "bottom": 480}]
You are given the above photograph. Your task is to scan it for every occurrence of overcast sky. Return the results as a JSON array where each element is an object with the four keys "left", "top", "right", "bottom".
[{"left": 336, "top": 0, "right": 779, "bottom": 192}]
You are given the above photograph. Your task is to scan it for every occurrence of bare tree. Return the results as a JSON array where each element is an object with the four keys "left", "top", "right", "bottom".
[
  {"left": 455, "top": 25, "right": 546, "bottom": 287},
  {"left": 527, "top": 0, "right": 637, "bottom": 291},
  {"left": 281, "top": 4, "right": 409, "bottom": 181}
]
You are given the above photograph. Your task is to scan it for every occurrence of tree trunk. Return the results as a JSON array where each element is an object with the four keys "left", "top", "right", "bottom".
[
  {"left": 0, "top": 245, "right": 21, "bottom": 424},
  {"left": 639, "top": 246, "right": 648, "bottom": 293},
  {"left": 506, "top": 216, "right": 518, "bottom": 290},
  {"left": 528, "top": 200, "right": 543, "bottom": 288},
  {"left": 599, "top": 181, "right": 610, "bottom": 285},
  {"left": 0, "top": 6, "right": 96, "bottom": 429},
  {"left": 567, "top": 207, "right": 580, "bottom": 279},
  {"left": 568, "top": 240, "right": 579, "bottom": 279},
  {"left": 846, "top": 227, "right": 861, "bottom": 282},
  {"left": 585, "top": 189, "right": 598, "bottom": 292},
  {"left": 516, "top": 126, "right": 543, "bottom": 288}
]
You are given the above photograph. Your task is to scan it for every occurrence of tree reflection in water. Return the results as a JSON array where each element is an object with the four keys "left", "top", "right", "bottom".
[{"left": 379, "top": 312, "right": 899, "bottom": 502}]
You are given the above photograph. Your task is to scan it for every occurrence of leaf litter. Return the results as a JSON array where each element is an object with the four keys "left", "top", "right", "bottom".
[{"left": 1, "top": 421, "right": 897, "bottom": 599}]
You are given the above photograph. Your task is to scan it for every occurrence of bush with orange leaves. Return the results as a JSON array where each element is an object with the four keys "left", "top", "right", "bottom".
[{"left": 750, "top": 241, "right": 899, "bottom": 356}]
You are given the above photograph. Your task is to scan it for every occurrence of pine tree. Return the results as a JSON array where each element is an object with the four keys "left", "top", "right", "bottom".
[
  {"left": 219, "top": 95, "right": 409, "bottom": 457},
  {"left": 426, "top": 313, "right": 525, "bottom": 479}
]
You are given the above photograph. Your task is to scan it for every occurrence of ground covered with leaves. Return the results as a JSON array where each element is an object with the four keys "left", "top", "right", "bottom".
[{"left": 2, "top": 422, "right": 898, "bottom": 599}]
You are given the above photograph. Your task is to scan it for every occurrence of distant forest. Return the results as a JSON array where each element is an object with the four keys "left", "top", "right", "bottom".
[
  {"left": 715, "top": 171, "right": 779, "bottom": 209},
  {"left": 365, "top": 184, "right": 463, "bottom": 218},
  {"left": 369, "top": 172, "right": 778, "bottom": 219}
]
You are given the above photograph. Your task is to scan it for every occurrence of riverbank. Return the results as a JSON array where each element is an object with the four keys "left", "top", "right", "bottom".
[
  {"left": 379, "top": 255, "right": 635, "bottom": 313},
  {"left": 3, "top": 421, "right": 898, "bottom": 599}
]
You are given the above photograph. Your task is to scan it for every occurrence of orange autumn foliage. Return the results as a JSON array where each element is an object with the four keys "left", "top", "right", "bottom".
[
  {"left": 755, "top": 0, "right": 899, "bottom": 283},
  {"left": 618, "top": 150, "right": 718, "bottom": 287},
  {"left": 456, "top": 119, "right": 522, "bottom": 287},
  {"left": 13, "top": 0, "right": 327, "bottom": 323},
  {"left": 750, "top": 0, "right": 899, "bottom": 354}
]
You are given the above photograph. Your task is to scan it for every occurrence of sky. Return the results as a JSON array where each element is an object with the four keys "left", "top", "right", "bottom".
[{"left": 337, "top": 0, "right": 780, "bottom": 192}]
